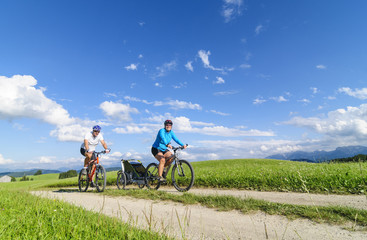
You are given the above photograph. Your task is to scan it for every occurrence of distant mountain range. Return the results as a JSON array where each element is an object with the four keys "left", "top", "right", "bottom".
[{"left": 266, "top": 146, "right": 367, "bottom": 162}]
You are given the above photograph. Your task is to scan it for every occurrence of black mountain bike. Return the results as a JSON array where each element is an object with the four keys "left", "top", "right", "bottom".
[{"left": 145, "top": 145, "right": 194, "bottom": 192}]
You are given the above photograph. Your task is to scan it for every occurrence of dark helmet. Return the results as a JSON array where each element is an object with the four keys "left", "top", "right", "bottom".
[
  {"left": 92, "top": 125, "right": 101, "bottom": 131},
  {"left": 164, "top": 119, "right": 173, "bottom": 126}
]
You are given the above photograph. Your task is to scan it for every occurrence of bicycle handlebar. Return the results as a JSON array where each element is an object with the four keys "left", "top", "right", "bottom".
[
  {"left": 95, "top": 148, "right": 111, "bottom": 155},
  {"left": 172, "top": 144, "right": 188, "bottom": 151}
]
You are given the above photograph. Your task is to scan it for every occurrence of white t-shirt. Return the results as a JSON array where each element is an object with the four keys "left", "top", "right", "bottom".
[{"left": 80, "top": 131, "right": 104, "bottom": 151}]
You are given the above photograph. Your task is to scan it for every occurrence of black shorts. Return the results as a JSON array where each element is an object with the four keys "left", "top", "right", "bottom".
[
  {"left": 80, "top": 148, "right": 96, "bottom": 160},
  {"left": 151, "top": 147, "right": 169, "bottom": 157}
]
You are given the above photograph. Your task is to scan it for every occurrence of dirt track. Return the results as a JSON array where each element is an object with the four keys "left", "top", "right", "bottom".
[{"left": 32, "top": 188, "right": 367, "bottom": 240}]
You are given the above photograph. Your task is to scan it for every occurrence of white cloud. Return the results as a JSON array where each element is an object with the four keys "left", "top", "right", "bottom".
[
  {"left": 338, "top": 87, "right": 367, "bottom": 100},
  {"left": 113, "top": 125, "right": 152, "bottom": 134},
  {"left": 310, "top": 87, "right": 319, "bottom": 94},
  {"left": 285, "top": 104, "right": 367, "bottom": 140},
  {"left": 138, "top": 54, "right": 143, "bottom": 59},
  {"left": 154, "top": 61, "right": 176, "bottom": 78},
  {"left": 316, "top": 64, "right": 326, "bottom": 69},
  {"left": 221, "top": 0, "right": 244, "bottom": 23},
  {"left": 298, "top": 98, "right": 311, "bottom": 104},
  {"left": 190, "top": 139, "right": 309, "bottom": 160},
  {"left": 210, "top": 110, "right": 230, "bottom": 116},
  {"left": 100, "top": 101, "right": 139, "bottom": 122},
  {"left": 138, "top": 21, "right": 145, "bottom": 27},
  {"left": 240, "top": 64, "right": 251, "bottom": 69},
  {"left": 213, "top": 90, "right": 239, "bottom": 96},
  {"left": 125, "top": 63, "right": 138, "bottom": 71},
  {"left": 124, "top": 96, "right": 202, "bottom": 110},
  {"left": 173, "top": 82, "right": 187, "bottom": 89},
  {"left": 50, "top": 124, "right": 90, "bottom": 142},
  {"left": 185, "top": 61, "right": 194, "bottom": 72},
  {"left": 104, "top": 92, "right": 118, "bottom": 98},
  {"left": 197, "top": 50, "right": 223, "bottom": 71},
  {"left": 172, "top": 116, "right": 275, "bottom": 137},
  {"left": 253, "top": 97, "right": 266, "bottom": 105},
  {"left": 165, "top": 100, "right": 202, "bottom": 110},
  {"left": 114, "top": 116, "right": 274, "bottom": 137},
  {"left": 270, "top": 96, "right": 288, "bottom": 102},
  {"left": 214, "top": 76, "right": 225, "bottom": 84},
  {"left": 0, "top": 75, "right": 74, "bottom": 126},
  {"left": 255, "top": 24, "right": 263, "bottom": 35},
  {"left": 0, "top": 154, "right": 14, "bottom": 165}
]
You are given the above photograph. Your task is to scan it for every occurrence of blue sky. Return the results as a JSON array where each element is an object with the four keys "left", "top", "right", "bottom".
[{"left": 1, "top": 0, "right": 367, "bottom": 171}]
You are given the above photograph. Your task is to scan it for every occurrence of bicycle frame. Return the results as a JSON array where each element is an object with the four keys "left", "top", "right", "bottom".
[
  {"left": 165, "top": 146, "right": 185, "bottom": 176},
  {"left": 86, "top": 151, "right": 103, "bottom": 181}
]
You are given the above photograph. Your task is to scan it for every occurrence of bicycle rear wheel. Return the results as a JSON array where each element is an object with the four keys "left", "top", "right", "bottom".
[
  {"left": 95, "top": 165, "right": 106, "bottom": 192},
  {"left": 116, "top": 170, "right": 127, "bottom": 190},
  {"left": 144, "top": 163, "right": 161, "bottom": 190},
  {"left": 78, "top": 169, "right": 89, "bottom": 192},
  {"left": 171, "top": 159, "right": 194, "bottom": 192}
]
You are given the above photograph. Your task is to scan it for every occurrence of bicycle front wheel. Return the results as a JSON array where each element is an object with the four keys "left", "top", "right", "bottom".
[
  {"left": 116, "top": 170, "right": 127, "bottom": 190},
  {"left": 95, "top": 165, "right": 106, "bottom": 192},
  {"left": 171, "top": 160, "right": 194, "bottom": 192},
  {"left": 78, "top": 169, "right": 89, "bottom": 192},
  {"left": 144, "top": 163, "right": 161, "bottom": 190}
]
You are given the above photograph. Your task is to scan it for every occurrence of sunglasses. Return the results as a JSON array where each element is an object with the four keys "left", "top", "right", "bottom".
[{"left": 93, "top": 130, "right": 100, "bottom": 133}]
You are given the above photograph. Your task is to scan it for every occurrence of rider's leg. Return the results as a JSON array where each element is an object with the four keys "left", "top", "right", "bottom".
[
  {"left": 84, "top": 152, "right": 93, "bottom": 167},
  {"left": 154, "top": 152, "right": 166, "bottom": 177},
  {"left": 163, "top": 151, "right": 173, "bottom": 167}
]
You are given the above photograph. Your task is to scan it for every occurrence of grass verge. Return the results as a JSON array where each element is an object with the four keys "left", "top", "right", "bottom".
[
  {"left": 100, "top": 189, "right": 367, "bottom": 229},
  {"left": 0, "top": 187, "right": 170, "bottom": 239}
]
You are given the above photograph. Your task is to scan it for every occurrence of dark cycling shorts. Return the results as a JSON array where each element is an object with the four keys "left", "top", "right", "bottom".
[
  {"left": 151, "top": 147, "right": 169, "bottom": 157},
  {"left": 80, "top": 148, "right": 96, "bottom": 160}
]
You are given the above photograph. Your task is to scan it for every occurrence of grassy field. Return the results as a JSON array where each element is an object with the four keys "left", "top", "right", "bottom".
[
  {"left": 2, "top": 158, "right": 367, "bottom": 236},
  {"left": 192, "top": 158, "right": 367, "bottom": 194},
  {"left": 42, "top": 158, "right": 367, "bottom": 194},
  {"left": 0, "top": 182, "right": 169, "bottom": 240}
]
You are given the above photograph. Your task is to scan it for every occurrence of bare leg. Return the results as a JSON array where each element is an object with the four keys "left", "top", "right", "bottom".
[
  {"left": 163, "top": 151, "right": 173, "bottom": 167},
  {"left": 155, "top": 152, "right": 166, "bottom": 177},
  {"left": 84, "top": 152, "right": 93, "bottom": 167}
]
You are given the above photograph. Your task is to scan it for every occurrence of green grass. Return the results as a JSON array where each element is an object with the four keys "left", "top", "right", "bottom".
[
  {"left": 41, "top": 158, "right": 367, "bottom": 194},
  {"left": 3, "top": 158, "right": 367, "bottom": 234},
  {"left": 101, "top": 189, "right": 367, "bottom": 229},
  {"left": 0, "top": 188, "right": 169, "bottom": 240},
  {"left": 191, "top": 159, "right": 367, "bottom": 194}
]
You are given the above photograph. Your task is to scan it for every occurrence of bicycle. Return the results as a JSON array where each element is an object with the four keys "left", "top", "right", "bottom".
[
  {"left": 145, "top": 145, "right": 194, "bottom": 192},
  {"left": 116, "top": 159, "right": 146, "bottom": 190},
  {"left": 78, "top": 149, "right": 109, "bottom": 192}
]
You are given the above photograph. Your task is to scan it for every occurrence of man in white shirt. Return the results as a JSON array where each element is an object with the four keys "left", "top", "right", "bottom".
[{"left": 80, "top": 125, "right": 110, "bottom": 176}]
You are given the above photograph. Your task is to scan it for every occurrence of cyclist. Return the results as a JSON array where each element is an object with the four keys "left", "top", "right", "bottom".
[
  {"left": 151, "top": 119, "right": 186, "bottom": 182},
  {"left": 80, "top": 125, "right": 110, "bottom": 182}
]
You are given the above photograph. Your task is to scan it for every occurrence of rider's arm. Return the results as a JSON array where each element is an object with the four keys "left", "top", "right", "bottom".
[
  {"left": 100, "top": 140, "right": 109, "bottom": 152},
  {"left": 171, "top": 131, "right": 184, "bottom": 147},
  {"left": 84, "top": 139, "right": 89, "bottom": 152}
]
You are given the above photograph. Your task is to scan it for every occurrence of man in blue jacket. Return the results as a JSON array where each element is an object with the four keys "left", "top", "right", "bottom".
[{"left": 151, "top": 119, "right": 186, "bottom": 182}]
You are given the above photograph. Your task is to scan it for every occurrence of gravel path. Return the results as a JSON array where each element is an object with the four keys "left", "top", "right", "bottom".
[{"left": 32, "top": 188, "right": 367, "bottom": 240}]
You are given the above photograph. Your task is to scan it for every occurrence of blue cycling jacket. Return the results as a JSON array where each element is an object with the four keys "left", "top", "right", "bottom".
[{"left": 152, "top": 128, "right": 184, "bottom": 151}]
